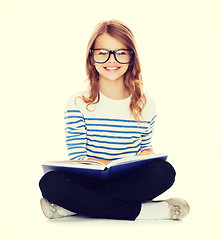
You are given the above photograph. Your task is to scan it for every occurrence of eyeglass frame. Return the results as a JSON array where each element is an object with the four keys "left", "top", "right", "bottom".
[{"left": 90, "top": 48, "right": 134, "bottom": 64}]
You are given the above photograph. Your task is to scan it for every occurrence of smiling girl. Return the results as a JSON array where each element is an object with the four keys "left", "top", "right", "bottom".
[{"left": 39, "top": 20, "right": 190, "bottom": 221}]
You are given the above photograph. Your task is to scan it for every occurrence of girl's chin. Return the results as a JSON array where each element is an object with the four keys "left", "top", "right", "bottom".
[
  {"left": 99, "top": 72, "right": 124, "bottom": 81},
  {"left": 100, "top": 77, "right": 122, "bottom": 81}
]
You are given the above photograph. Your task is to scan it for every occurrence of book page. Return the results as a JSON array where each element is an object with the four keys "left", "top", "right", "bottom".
[
  {"left": 107, "top": 153, "right": 167, "bottom": 167},
  {"left": 43, "top": 160, "right": 106, "bottom": 170}
]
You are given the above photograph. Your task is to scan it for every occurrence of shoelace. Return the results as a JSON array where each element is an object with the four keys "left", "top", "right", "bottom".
[{"left": 171, "top": 204, "right": 184, "bottom": 219}]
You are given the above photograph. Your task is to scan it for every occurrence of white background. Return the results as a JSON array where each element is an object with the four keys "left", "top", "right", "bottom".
[{"left": 0, "top": 0, "right": 221, "bottom": 239}]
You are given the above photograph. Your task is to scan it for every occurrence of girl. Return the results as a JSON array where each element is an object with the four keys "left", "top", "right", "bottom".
[{"left": 39, "top": 20, "right": 190, "bottom": 221}]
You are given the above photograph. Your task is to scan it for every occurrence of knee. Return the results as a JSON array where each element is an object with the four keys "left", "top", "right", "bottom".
[
  {"left": 159, "top": 160, "right": 176, "bottom": 187},
  {"left": 162, "top": 160, "right": 176, "bottom": 179},
  {"left": 39, "top": 171, "right": 59, "bottom": 187},
  {"left": 151, "top": 159, "right": 176, "bottom": 187},
  {"left": 39, "top": 171, "right": 62, "bottom": 197}
]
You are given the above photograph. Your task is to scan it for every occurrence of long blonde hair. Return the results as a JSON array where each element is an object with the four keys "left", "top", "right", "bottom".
[{"left": 81, "top": 19, "right": 146, "bottom": 122}]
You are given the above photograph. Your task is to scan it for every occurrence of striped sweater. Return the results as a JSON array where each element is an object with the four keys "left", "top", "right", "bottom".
[{"left": 64, "top": 91, "right": 156, "bottom": 161}]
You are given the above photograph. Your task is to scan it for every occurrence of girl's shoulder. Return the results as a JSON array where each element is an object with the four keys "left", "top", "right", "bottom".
[
  {"left": 141, "top": 93, "right": 156, "bottom": 121},
  {"left": 144, "top": 93, "right": 156, "bottom": 109},
  {"left": 65, "top": 90, "right": 89, "bottom": 110}
]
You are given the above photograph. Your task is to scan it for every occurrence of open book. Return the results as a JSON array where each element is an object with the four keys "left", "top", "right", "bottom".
[{"left": 42, "top": 153, "right": 167, "bottom": 180}]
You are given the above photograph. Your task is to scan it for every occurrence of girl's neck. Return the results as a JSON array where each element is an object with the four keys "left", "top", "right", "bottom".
[{"left": 99, "top": 77, "right": 130, "bottom": 100}]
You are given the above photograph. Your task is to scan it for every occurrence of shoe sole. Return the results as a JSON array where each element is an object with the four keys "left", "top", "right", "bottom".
[{"left": 40, "top": 198, "right": 51, "bottom": 218}]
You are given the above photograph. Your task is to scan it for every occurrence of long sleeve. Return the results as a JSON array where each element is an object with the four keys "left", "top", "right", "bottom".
[
  {"left": 64, "top": 97, "right": 88, "bottom": 161},
  {"left": 140, "top": 95, "right": 157, "bottom": 151}
]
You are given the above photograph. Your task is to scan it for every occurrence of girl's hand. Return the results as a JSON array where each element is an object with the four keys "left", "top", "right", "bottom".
[
  {"left": 137, "top": 149, "right": 155, "bottom": 156},
  {"left": 87, "top": 158, "right": 112, "bottom": 166}
]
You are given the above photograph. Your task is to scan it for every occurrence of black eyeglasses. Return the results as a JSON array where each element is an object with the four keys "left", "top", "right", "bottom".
[{"left": 90, "top": 48, "right": 134, "bottom": 64}]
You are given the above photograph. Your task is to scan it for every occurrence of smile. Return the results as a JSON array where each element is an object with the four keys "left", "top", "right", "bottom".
[{"left": 104, "top": 66, "right": 121, "bottom": 71}]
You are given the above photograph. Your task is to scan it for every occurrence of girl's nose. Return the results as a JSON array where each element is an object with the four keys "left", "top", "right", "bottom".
[{"left": 108, "top": 53, "right": 116, "bottom": 63}]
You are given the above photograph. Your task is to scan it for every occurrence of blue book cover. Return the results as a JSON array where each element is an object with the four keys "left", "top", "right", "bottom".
[{"left": 42, "top": 153, "right": 167, "bottom": 180}]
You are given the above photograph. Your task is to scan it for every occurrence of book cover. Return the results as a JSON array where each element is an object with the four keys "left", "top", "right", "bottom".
[{"left": 42, "top": 153, "right": 167, "bottom": 180}]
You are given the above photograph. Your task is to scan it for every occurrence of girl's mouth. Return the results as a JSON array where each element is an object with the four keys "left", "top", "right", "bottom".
[{"left": 104, "top": 66, "right": 121, "bottom": 72}]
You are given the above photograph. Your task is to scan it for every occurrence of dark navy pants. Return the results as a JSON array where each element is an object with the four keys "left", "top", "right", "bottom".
[{"left": 39, "top": 159, "right": 176, "bottom": 221}]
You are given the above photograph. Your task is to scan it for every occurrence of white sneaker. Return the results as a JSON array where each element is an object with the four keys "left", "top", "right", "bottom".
[
  {"left": 165, "top": 198, "right": 190, "bottom": 220},
  {"left": 40, "top": 198, "right": 76, "bottom": 219}
]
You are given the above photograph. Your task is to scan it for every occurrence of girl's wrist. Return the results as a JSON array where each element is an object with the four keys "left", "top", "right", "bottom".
[{"left": 138, "top": 149, "right": 155, "bottom": 156}]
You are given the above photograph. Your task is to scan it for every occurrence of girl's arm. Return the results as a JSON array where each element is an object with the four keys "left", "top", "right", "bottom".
[
  {"left": 139, "top": 95, "right": 157, "bottom": 156},
  {"left": 64, "top": 96, "right": 89, "bottom": 161}
]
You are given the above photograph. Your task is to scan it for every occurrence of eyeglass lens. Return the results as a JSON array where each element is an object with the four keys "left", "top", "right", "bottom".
[{"left": 92, "top": 49, "right": 132, "bottom": 63}]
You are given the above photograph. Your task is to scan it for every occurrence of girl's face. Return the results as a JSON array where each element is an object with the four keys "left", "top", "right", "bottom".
[{"left": 92, "top": 33, "right": 130, "bottom": 82}]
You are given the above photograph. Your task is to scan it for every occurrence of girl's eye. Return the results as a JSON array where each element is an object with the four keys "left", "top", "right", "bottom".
[
  {"left": 117, "top": 50, "right": 127, "bottom": 55},
  {"left": 99, "top": 50, "right": 108, "bottom": 55}
]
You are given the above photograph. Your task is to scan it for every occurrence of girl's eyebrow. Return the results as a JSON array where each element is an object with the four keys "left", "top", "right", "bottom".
[{"left": 93, "top": 48, "right": 128, "bottom": 51}]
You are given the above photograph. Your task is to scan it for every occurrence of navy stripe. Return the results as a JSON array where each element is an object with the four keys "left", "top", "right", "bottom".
[
  {"left": 86, "top": 142, "right": 141, "bottom": 151},
  {"left": 87, "top": 138, "right": 139, "bottom": 145},
  {"left": 66, "top": 137, "right": 86, "bottom": 142},
  {"left": 66, "top": 127, "right": 86, "bottom": 135},
  {"left": 66, "top": 134, "right": 86, "bottom": 139},
  {"left": 85, "top": 117, "right": 147, "bottom": 124},
  {"left": 86, "top": 154, "right": 121, "bottom": 161},
  {"left": 141, "top": 137, "right": 152, "bottom": 142},
  {"left": 67, "top": 146, "right": 85, "bottom": 150},
  {"left": 67, "top": 142, "right": 85, "bottom": 147},
  {"left": 64, "top": 116, "right": 83, "bottom": 122},
  {"left": 65, "top": 110, "right": 81, "bottom": 113},
  {"left": 68, "top": 151, "right": 87, "bottom": 156},
  {"left": 87, "top": 148, "right": 138, "bottom": 157},
  {"left": 141, "top": 131, "right": 153, "bottom": 137},
  {"left": 148, "top": 130, "right": 153, "bottom": 135},
  {"left": 66, "top": 131, "right": 85, "bottom": 135},
  {"left": 65, "top": 114, "right": 82, "bottom": 118},
  {"left": 151, "top": 115, "right": 157, "bottom": 122},
  {"left": 86, "top": 123, "right": 147, "bottom": 130},
  {"left": 141, "top": 130, "right": 153, "bottom": 136},
  {"left": 150, "top": 121, "right": 155, "bottom": 126},
  {"left": 66, "top": 138, "right": 86, "bottom": 146},
  {"left": 66, "top": 135, "right": 83, "bottom": 139},
  {"left": 67, "top": 146, "right": 86, "bottom": 150},
  {"left": 87, "top": 129, "right": 143, "bottom": 135},
  {"left": 87, "top": 133, "right": 140, "bottom": 140},
  {"left": 70, "top": 155, "right": 87, "bottom": 160},
  {"left": 66, "top": 119, "right": 84, "bottom": 124},
  {"left": 65, "top": 126, "right": 81, "bottom": 131},
  {"left": 141, "top": 141, "right": 151, "bottom": 146}
]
